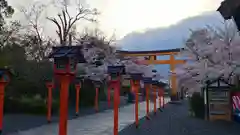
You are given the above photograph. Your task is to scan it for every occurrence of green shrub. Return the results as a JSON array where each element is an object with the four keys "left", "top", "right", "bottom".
[
  {"left": 231, "top": 86, "right": 240, "bottom": 92},
  {"left": 121, "top": 86, "right": 130, "bottom": 96},
  {"left": 189, "top": 92, "right": 205, "bottom": 119},
  {"left": 4, "top": 94, "right": 59, "bottom": 115}
]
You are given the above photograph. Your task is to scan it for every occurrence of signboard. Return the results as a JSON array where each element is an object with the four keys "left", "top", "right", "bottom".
[{"left": 206, "top": 79, "right": 231, "bottom": 121}]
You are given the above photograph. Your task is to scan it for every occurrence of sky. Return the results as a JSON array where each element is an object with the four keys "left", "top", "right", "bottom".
[
  {"left": 8, "top": 0, "right": 226, "bottom": 78},
  {"left": 8, "top": 0, "right": 223, "bottom": 38}
]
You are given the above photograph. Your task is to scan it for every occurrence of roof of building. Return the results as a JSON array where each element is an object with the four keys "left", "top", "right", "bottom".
[
  {"left": 116, "top": 48, "right": 183, "bottom": 55},
  {"left": 217, "top": 0, "right": 240, "bottom": 19}
]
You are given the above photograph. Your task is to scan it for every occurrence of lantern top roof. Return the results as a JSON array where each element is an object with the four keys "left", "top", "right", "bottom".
[
  {"left": 107, "top": 65, "right": 125, "bottom": 74},
  {"left": 151, "top": 80, "right": 159, "bottom": 85},
  {"left": 157, "top": 81, "right": 167, "bottom": 87},
  {"left": 0, "top": 67, "right": 13, "bottom": 77},
  {"left": 48, "top": 46, "right": 86, "bottom": 63},
  {"left": 108, "top": 65, "right": 125, "bottom": 68},
  {"left": 151, "top": 80, "right": 166, "bottom": 86},
  {"left": 142, "top": 77, "right": 153, "bottom": 83},
  {"left": 43, "top": 77, "right": 54, "bottom": 82},
  {"left": 129, "top": 73, "right": 143, "bottom": 80}
]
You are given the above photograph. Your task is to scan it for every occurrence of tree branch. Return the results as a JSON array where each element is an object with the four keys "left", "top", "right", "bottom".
[{"left": 46, "top": 17, "right": 63, "bottom": 44}]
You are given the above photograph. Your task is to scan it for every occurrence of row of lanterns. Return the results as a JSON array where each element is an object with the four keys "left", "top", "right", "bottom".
[{"left": 0, "top": 45, "right": 167, "bottom": 135}]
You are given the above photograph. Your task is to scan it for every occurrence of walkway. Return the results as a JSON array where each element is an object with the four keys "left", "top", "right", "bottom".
[
  {"left": 119, "top": 100, "right": 240, "bottom": 135},
  {"left": 7, "top": 98, "right": 170, "bottom": 135},
  {"left": 3, "top": 96, "right": 131, "bottom": 134}
]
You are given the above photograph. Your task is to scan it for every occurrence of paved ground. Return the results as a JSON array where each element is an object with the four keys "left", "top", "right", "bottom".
[
  {"left": 3, "top": 96, "right": 132, "bottom": 135},
  {"left": 119, "top": 100, "right": 240, "bottom": 135},
  {"left": 6, "top": 97, "right": 170, "bottom": 135}
]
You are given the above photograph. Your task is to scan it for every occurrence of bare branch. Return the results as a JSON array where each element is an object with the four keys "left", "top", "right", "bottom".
[{"left": 46, "top": 17, "right": 63, "bottom": 44}]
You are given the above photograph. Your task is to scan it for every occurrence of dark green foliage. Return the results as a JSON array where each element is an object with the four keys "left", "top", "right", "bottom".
[
  {"left": 0, "top": 0, "right": 111, "bottom": 115},
  {"left": 68, "top": 79, "right": 107, "bottom": 107},
  {"left": 189, "top": 92, "right": 205, "bottom": 119},
  {"left": 121, "top": 86, "right": 130, "bottom": 96},
  {"left": 231, "top": 86, "right": 240, "bottom": 92},
  {"left": 1, "top": 44, "right": 108, "bottom": 115},
  {"left": 4, "top": 95, "right": 59, "bottom": 115}
]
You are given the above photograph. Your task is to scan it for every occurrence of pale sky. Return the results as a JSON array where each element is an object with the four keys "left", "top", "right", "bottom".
[
  {"left": 8, "top": 0, "right": 223, "bottom": 39},
  {"left": 7, "top": 0, "right": 225, "bottom": 77},
  {"left": 95, "top": 0, "right": 223, "bottom": 38}
]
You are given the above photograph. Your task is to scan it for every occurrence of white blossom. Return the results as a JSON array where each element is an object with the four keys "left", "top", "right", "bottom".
[
  {"left": 77, "top": 38, "right": 162, "bottom": 82},
  {"left": 174, "top": 22, "right": 240, "bottom": 93}
]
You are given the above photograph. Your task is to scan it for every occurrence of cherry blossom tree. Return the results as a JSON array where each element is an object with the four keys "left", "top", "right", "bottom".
[
  {"left": 79, "top": 41, "right": 156, "bottom": 81},
  {"left": 174, "top": 21, "right": 240, "bottom": 93}
]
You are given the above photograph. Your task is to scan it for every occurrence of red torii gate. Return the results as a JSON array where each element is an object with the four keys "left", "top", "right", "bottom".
[{"left": 116, "top": 48, "right": 186, "bottom": 101}]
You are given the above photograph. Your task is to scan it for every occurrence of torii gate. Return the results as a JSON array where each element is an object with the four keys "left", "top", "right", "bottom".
[{"left": 117, "top": 48, "right": 186, "bottom": 101}]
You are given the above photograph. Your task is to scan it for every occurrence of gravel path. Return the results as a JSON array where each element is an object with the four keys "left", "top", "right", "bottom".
[{"left": 119, "top": 100, "right": 240, "bottom": 135}]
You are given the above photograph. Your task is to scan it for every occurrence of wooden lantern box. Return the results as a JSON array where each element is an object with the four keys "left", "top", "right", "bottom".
[
  {"left": 44, "top": 78, "right": 54, "bottom": 88},
  {"left": 143, "top": 77, "right": 153, "bottom": 84},
  {"left": 48, "top": 46, "right": 86, "bottom": 80},
  {"left": 107, "top": 65, "right": 125, "bottom": 81},
  {"left": 93, "top": 80, "right": 102, "bottom": 88},
  {"left": 129, "top": 73, "right": 142, "bottom": 81},
  {"left": 157, "top": 81, "right": 167, "bottom": 88},
  {"left": 0, "top": 68, "right": 12, "bottom": 83}
]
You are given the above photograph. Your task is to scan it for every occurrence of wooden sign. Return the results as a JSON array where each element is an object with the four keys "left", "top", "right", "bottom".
[{"left": 206, "top": 78, "right": 232, "bottom": 121}]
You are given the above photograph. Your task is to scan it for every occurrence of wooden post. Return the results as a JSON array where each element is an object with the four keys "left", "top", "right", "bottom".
[
  {"left": 47, "top": 86, "right": 52, "bottom": 123},
  {"left": 153, "top": 87, "right": 157, "bottom": 115},
  {"left": 134, "top": 81, "right": 139, "bottom": 128},
  {"left": 107, "top": 87, "right": 111, "bottom": 107},
  {"left": 75, "top": 84, "right": 81, "bottom": 116},
  {"left": 158, "top": 88, "right": 162, "bottom": 110},
  {"left": 113, "top": 79, "right": 120, "bottom": 135},
  {"left": 0, "top": 82, "right": 5, "bottom": 134},
  {"left": 145, "top": 84, "right": 150, "bottom": 120},
  {"left": 162, "top": 91, "right": 165, "bottom": 108},
  {"left": 95, "top": 87, "right": 99, "bottom": 112},
  {"left": 59, "top": 75, "right": 70, "bottom": 135}
]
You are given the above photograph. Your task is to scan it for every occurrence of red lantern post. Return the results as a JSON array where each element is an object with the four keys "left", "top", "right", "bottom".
[
  {"left": 151, "top": 81, "right": 158, "bottom": 115},
  {"left": 134, "top": 81, "right": 139, "bottom": 128},
  {"left": 145, "top": 84, "right": 150, "bottom": 120},
  {"left": 48, "top": 46, "right": 86, "bottom": 135},
  {"left": 158, "top": 81, "right": 166, "bottom": 109},
  {"left": 93, "top": 80, "right": 102, "bottom": 112},
  {"left": 158, "top": 87, "right": 163, "bottom": 111},
  {"left": 113, "top": 78, "right": 121, "bottom": 135},
  {"left": 107, "top": 65, "right": 124, "bottom": 135},
  {"left": 130, "top": 79, "right": 140, "bottom": 128},
  {"left": 75, "top": 83, "right": 81, "bottom": 116},
  {"left": 143, "top": 77, "right": 153, "bottom": 120},
  {"left": 95, "top": 87, "right": 99, "bottom": 112},
  {"left": 130, "top": 73, "right": 142, "bottom": 128},
  {"left": 46, "top": 81, "right": 54, "bottom": 123},
  {"left": 108, "top": 78, "right": 121, "bottom": 135},
  {"left": 0, "top": 68, "right": 11, "bottom": 134},
  {"left": 153, "top": 86, "right": 157, "bottom": 115}
]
